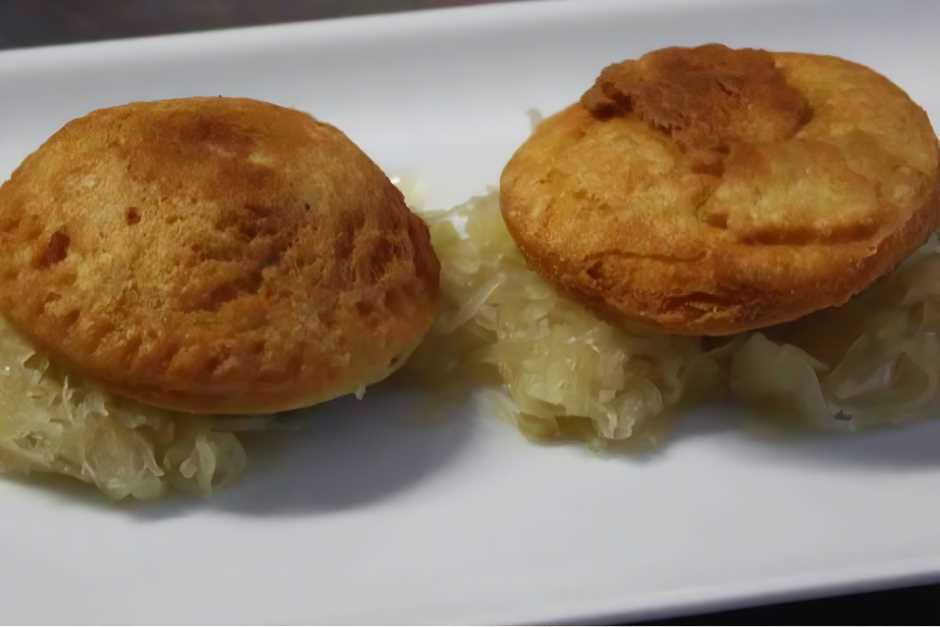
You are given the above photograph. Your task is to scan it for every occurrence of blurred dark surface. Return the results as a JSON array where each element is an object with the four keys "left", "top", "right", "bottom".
[
  {"left": 0, "top": 1, "right": 937, "bottom": 624},
  {"left": 0, "top": 0, "right": 516, "bottom": 49},
  {"left": 651, "top": 583, "right": 940, "bottom": 624}
]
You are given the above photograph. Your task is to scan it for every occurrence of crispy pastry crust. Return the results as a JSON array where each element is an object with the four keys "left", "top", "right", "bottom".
[
  {"left": 501, "top": 45, "right": 940, "bottom": 335},
  {"left": 0, "top": 97, "right": 439, "bottom": 413}
]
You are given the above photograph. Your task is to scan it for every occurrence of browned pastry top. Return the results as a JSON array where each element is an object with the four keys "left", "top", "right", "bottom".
[
  {"left": 0, "top": 97, "right": 439, "bottom": 412},
  {"left": 501, "top": 45, "right": 939, "bottom": 335}
]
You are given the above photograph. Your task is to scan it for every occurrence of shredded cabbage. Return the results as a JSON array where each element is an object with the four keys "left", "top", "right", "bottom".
[
  {"left": 409, "top": 192, "right": 723, "bottom": 444},
  {"left": 0, "top": 317, "right": 254, "bottom": 499},
  {"left": 731, "top": 234, "right": 940, "bottom": 430},
  {"left": 411, "top": 189, "right": 940, "bottom": 442}
]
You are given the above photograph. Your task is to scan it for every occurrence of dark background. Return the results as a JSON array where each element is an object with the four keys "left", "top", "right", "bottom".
[
  {"left": 1, "top": 1, "right": 937, "bottom": 624},
  {"left": 0, "top": 0, "right": 510, "bottom": 49}
]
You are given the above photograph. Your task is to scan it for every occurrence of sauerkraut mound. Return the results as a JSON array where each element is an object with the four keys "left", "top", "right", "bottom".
[
  {"left": 0, "top": 317, "right": 252, "bottom": 499},
  {"left": 732, "top": 233, "right": 940, "bottom": 430},
  {"left": 409, "top": 192, "right": 723, "bottom": 444},
  {"left": 411, "top": 191, "right": 940, "bottom": 443}
]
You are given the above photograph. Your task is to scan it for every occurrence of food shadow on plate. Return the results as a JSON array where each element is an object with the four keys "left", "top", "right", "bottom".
[
  {"left": 701, "top": 401, "right": 940, "bottom": 471},
  {"left": 557, "top": 396, "right": 940, "bottom": 472},
  {"left": 134, "top": 375, "right": 478, "bottom": 520}
]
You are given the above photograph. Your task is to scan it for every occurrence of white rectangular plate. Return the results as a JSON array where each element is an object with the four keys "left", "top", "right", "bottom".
[{"left": 1, "top": 0, "right": 939, "bottom": 623}]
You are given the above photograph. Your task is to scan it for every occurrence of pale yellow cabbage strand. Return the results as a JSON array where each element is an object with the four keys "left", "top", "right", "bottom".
[{"left": 0, "top": 317, "right": 248, "bottom": 499}]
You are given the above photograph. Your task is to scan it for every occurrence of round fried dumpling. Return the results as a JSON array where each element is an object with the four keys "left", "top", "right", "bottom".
[
  {"left": 0, "top": 97, "right": 439, "bottom": 413},
  {"left": 501, "top": 45, "right": 939, "bottom": 335}
]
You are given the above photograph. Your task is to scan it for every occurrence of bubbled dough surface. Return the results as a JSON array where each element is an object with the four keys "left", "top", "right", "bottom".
[
  {"left": 501, "top": 45, "right": 940, "bottom": 335},
  {"left": 0, "top": 97, "right": 440, "bottom": 413}
]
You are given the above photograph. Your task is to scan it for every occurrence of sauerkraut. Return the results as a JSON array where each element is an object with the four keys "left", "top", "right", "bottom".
[
  {"left": 731, "top": 234, "right": 940, "bottom": 430},
  {"left": 0, "top": 316, "right": 255, "bottom": 499},
  {"left": 409, "top": 192, "right": 723, "bottom": 444},
  {"left": 411, "top": 189, "right": 940, "bottom": 442}
]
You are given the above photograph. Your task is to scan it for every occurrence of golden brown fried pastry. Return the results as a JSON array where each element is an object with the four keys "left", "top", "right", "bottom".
[
  {"left": 501, "top": 44, "right": 940, "bottom": 335},
  {"left": 0, "top": 97, "right": 439, "bottom": 413}
]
